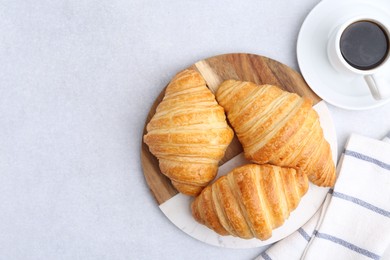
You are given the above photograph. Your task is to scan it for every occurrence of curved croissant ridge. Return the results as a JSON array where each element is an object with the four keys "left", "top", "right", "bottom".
[
  {"left": 191, "top": 164, "right": 308, "bottom": 240},
  {"left": 144, "top": 69, "right": 234, "bottom": 196},
  {"left": 216, "top": 79, "right": 336, "bottom": 187}
]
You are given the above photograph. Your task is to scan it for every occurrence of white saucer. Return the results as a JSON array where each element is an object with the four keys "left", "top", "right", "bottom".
[{"left": 297, "top": 0, "right": 390, "bottom": 110}]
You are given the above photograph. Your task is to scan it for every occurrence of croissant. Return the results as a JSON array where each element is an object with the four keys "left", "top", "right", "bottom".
[
  {"left": 216, "top": 80, "right": 336, "bottom": 187},
  {"left": 191, "top": 164, "right": 308, "bottom": 240},
  {"left": 144, "top": 70, "right": 234, "bottom": 196}
]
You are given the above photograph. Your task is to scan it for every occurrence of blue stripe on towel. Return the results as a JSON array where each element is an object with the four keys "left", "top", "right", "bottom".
[
  {"left": 332, "top": 191, "right": 390, "bottom": 218},
  {"left": 260, "top": 252, "right": 272, "bottom": 260},
  {"left": 298, "top": 228, "right": 311, "bottom": 242},
  {"left": 345, "top": 150, "right": 390, "bottom": 170},
  {"left": 313, "top": 231, "right": 380, "bottom": 260}
]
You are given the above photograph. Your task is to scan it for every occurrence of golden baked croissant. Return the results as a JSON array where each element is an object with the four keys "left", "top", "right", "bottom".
[
  {"left": 191, "top": 164, "right": 308, "bottom": 240},
  {"left": 216, "top": 80, "right": 336, "bottom": 187},
  {"left": 143, "top": 69, "right": 234, "bottom": 196}
]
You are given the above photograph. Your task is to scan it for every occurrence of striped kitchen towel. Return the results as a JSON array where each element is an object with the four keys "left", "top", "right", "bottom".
[{"left": 257, "top": 132, "right": 390, "bottom": 260}]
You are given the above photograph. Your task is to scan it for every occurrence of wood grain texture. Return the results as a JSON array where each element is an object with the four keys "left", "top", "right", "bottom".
[{"left": 141, "top": 53, "right": 320, "bottom": 205}]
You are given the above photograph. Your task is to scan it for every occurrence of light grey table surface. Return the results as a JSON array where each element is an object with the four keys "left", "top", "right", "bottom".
[{"left": 1, "top": 0, "right": 389, "bottom": 259}]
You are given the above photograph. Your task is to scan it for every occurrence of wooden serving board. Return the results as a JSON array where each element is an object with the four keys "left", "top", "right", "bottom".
[{"left": 141, "top": 53, "right": 320, "bottom": 205}]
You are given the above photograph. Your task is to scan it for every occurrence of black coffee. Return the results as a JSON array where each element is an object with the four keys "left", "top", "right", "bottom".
[{"left": 340, "top": 21, "right": 389, "bottom": 70}]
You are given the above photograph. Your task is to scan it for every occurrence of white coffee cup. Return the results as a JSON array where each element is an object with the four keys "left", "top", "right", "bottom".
[{"left": 327, "top": 16, "right": 390, "bottom": 100}]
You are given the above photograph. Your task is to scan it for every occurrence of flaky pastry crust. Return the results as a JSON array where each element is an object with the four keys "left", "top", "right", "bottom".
[
  {"left": 191, "top": 164, "right": 308, "bottom": 240},
  {"left": 216, "top": 80, "right": 336, "bottom": 187},
  {"left": 144, "top": 70, "right": 234, "bottom": 196}
]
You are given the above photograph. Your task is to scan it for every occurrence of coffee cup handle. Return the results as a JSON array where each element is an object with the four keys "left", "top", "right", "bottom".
[{"left": 364, "top": 74, "right": 390, "bottom": 100}]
